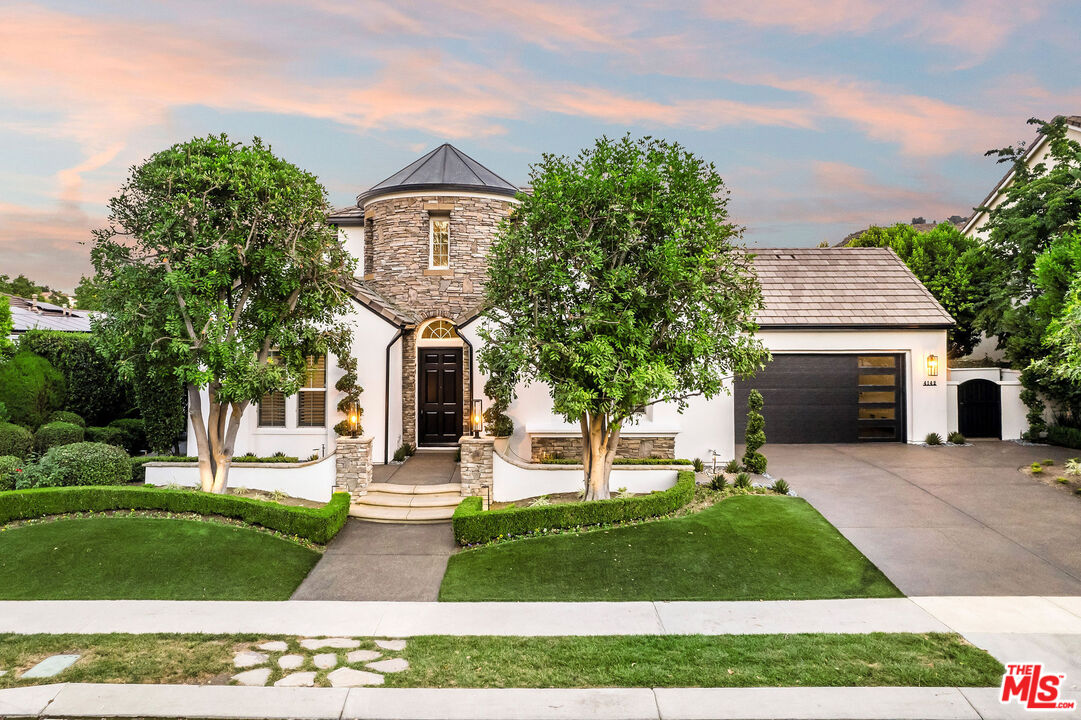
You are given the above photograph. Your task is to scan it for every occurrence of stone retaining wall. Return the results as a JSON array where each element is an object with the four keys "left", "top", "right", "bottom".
[
  {"left": 335, "top": 436, "right": 374, "bottom": 502},
  {"left": 530, "top": 434, "right": 676, "bottom": 462},
  {"left": 459, "top": 436, "right": 494, "bottom": 508}
]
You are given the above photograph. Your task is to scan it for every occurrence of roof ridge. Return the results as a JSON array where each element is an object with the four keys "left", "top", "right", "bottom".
[{"left": 447, "top": 144, "right": 484, "bottom": 185}]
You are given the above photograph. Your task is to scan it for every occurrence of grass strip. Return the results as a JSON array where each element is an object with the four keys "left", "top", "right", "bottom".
[
  {"left": 0, "top": 633, "right": 1002, "bottom": 689},
  {"left": 441, "top": 495, "right": 901, "bottom": 601}
]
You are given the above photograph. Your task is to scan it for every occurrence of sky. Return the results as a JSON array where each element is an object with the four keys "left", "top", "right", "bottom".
[{"left": 1, "top": 0, "right": 1079, "bottom": 291}]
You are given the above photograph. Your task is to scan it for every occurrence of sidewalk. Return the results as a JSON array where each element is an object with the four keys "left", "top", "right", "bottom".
[
  {"left": 0, "top": 683, "right": 1052, "bottom": 719},
  {"left": 1, "top": 596, "right": 1079, "bottom": 636}
]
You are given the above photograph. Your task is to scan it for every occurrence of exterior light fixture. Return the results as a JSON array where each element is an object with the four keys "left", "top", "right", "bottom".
[
  {"left": 471, "top": 398, "right": 484, "bottom": 438},
  {"left": 926, "top": 354, "right": 939, "bottom": 378},
  {"left": 349, "top": 403, "right": 359, "bottom": 438}
]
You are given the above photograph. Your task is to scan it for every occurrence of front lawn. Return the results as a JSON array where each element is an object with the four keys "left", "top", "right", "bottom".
[
  {"left": 0, "top": 633, "right": 1002, "bottom": 689},
  {"left": 0, "top": 517, "right": 319, "bottom": 600},
  {"left": 439, "top": 495, "right": 900, "bottom": 601}
]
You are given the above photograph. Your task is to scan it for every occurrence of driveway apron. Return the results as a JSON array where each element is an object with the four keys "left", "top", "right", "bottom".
[{"left": 764, "top": 442, "right": 1081, "bottom": 596}]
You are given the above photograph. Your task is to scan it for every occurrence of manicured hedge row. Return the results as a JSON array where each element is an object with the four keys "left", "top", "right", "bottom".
[
  {"left": 539, "top": 457, "right": 694, "bottom": 466},
  {"left": 0, "top": 486, "right": 350, "bottom": 544},
  {"left": 131, "top": 455, "right": 303, "bottom": 483},
  {"left": 452, "top": 470, "right": 695, "bottom": 545},
  {"left": 1046, "top": 424, "right": 1081, "bottom": 450}
]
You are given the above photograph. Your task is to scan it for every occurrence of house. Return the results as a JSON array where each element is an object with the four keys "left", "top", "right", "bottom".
[
  {"left": 5, "top": 293, "right": 92, "bottom": 339},
  {"left": 196, "top": 143, "right": 964, "bottom": 477}
]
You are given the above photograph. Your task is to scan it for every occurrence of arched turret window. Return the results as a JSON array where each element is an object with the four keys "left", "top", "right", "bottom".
[{"left": 419, "top": 318, "right": 458, "bottom": 340}]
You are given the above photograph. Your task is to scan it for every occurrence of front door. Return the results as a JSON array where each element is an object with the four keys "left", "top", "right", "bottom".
[
  {"left": 958, "top": 379, "right": 1001, "bottom": 438},
  {"left": 418, "top": 348, "right": 463, "bottom": 445}
]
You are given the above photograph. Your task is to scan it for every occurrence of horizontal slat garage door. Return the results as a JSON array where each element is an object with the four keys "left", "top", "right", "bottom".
[{"left": 734, "top": 354, "right": 904, "bottom": 444}]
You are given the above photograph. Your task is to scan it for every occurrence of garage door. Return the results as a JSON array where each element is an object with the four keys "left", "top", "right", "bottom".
[{"left": 734, "top": 354, "right": 905, "bottom": 443}]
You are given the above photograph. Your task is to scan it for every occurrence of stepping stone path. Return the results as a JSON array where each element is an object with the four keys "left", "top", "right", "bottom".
[
  {"left": 366, "top": 658, "right": 409, "bottom": 674},
  {"left": 277, "top": 654, "right": 304, "bottom": 670},
  {"left": 327, "top": 667, "right": 384, "bottom": 687},
  {"left": 233, "top": 651, "right": 269, "bottom": 668},
  {"left": 312, "top": 653, "right": 338, "bottom": 669},
  {"left": 300, "top": 637, "right": 359, "bottom": 650},
  {"left": 257, "top": 641, "right": 289, "bottom": 652},
  {"left": 228, "top": 638, "right": 408, "bottom": 688},
  {"left": 274, "top": 671, "right": 316, "bottom": 687},
  {"left": 231, "top": 668, "right": 272, "bottom": 687},
  {"left": 21, "top": 654, "right": 80, "bottom": 679},
  {"left": 0, "top": 670, "right": 6, "bottom": 677}
]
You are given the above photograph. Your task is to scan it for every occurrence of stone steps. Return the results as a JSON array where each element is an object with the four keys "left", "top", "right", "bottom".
[{"left": 350, "top": 483, "right": 462, "bottom": 523}]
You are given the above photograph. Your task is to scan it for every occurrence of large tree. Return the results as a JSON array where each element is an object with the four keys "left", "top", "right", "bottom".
[
  {"left": 92, "top": 134, "right": 355, "bottom": 492},
  {"left": 847, "top": 222, "right": 991, "bottom": 358},
  {"left": 480, "top": 135, "right": 767, "bottom": 500}
]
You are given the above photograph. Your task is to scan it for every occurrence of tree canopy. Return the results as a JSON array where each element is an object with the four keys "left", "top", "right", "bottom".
[
  {"left": 480, "top": 135, "right": 767, "bottom": 499},
  {"left": 91, "top": 134, "right": 355, "bottom": 492},
  {"left": 847, "top": 222, "right": 991, "bottom": 358}
]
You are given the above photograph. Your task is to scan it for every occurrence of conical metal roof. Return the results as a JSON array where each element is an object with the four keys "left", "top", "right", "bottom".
[{"left": 357, "top": 144, "right": 518, "bottom": 204}]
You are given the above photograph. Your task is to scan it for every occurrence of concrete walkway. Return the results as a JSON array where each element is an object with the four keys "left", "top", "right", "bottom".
[
  {"left": 290, "top": 520, "right": 455, "bottom": 601},
  {"left": 2, "top": 596, "right": 1080, "bottom": 636},
  {"left": 0, "top": 683, "right": 1050, "bottom": 720},
  {"left": 372, "top": 449, "right": 459, "bottom": 485},
  {"left": 766, "top": 441, "right": 1081, "bottom": 596}
]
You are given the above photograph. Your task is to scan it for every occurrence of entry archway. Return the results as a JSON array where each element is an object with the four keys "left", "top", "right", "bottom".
[{"left": 958, "top": 379, "right": 1001, "bottom": 438}]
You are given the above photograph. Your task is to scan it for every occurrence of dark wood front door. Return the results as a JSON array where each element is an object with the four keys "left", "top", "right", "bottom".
[
  {"left": 418, "top": 348, "right": 463, "bottom": 445},
  {"left": 958, "top": 379, "right": 1001, "bottom": 438}
]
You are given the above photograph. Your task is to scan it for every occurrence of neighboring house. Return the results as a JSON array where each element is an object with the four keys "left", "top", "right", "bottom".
[
  {"left": 5, "top": 293, "right": 92, "bottom": 339},
  {"left": 195, "top": 143, "right": 975, "bottom": 469}
]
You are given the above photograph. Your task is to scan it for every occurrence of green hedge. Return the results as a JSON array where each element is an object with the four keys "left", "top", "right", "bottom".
[
  {"left": 1047, "top": 425, "right": 1081, "bottom": 450},
  {"left": 0, "top": 423, "right": 33, "bottom": 460},
  {"left": 539, "top": 457, "right": 694, "bottom": 466},
  {"left": 34, "top": 421, "right": 84, "bottom": 453},
  {"left": 452, "top": 470, "right": 696, "bottom": 545},
  {"left": 130, "top": 455, "right": 302, "bottom": 483},
  {"left": 0, "top": 456, "right": 22, "bottom": 491},
  {"left": 46, "top": 411, "right": 85, "bottom": 428},
  {"left": 18, "top": 442, "right": 132, "bottom": 489},
  {"left": 0, "top": 486, "right": 350, "bottom": 544}
]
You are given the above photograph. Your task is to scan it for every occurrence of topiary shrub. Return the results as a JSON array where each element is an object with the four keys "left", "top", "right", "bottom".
[
  {"left": 85, "top": 425, "right": 128, "bottom": 448},
  {"left": 33, "top": 421, "right": 84, "bottom": 453},
  {"left": 0, "top": 455, "right": 23, "bottom": 491},
  {"left": 0, "top": 351, "right": 66, "bottom": 428},
  {"left": 46, "top": 410, "right": 86, "bottom": 428},
  {"left": 107, "top": 417, "right": 147, "bottom": 455},
  {"left": 0, "top": 422, "right": 33, "bottom": 460},
  {"left": 742, "top": 389, "right": 767, "bottom": 474},
  {"left": 20, "top": 441, "right": 132, "bottom": 488}
]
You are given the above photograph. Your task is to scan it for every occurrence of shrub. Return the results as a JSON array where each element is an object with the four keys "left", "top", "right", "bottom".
[
  {"left": 85, "top": 425, "right": 128, "bottom": 448},
  {"left": 0, "top": 486, "right": 349, "bottom": 544},
  {"left": 925, "top": 432, "right": 943, "bottom": 446},
  {"left": 392, "top": 442, "right": 415, "bottom": 462},
  {"left": 709, "top": 474, "right": 727, "bottom": 491},
  {"left": 17, "top": 330, "right": 135, "bottom": 426},
  {"left": 131, "top": 359, "right": 186, "bottom": 454},
  {"left": 1042, "top": 458, "right": 1055, "bottom": 466},
  {"left": 20, "top": 442, "right": 132, "bottom": 489},
  {"left": 692, "top": 458, "right": 705, "bottom": 472},
  {"left": 1066, "top": 458, "right": 1081, "bottom": 476},
  {"left": 742, "top": 389, "right": 767, "bottom": 474},
  {"left": 1047, "top": 425, "right": 1081, "bottom": 450},
  {"left": 452, "top": 470, "right": 696, "bottom": 544},
  {"left": 482, "top": 375, "right": 514, "bottom": 437},
  {"left": 0, "top": 455, "right": 23, "bottom": 491},
  {"left": 0, "top": 351, "right": 66, "bottom": 428},
  {"left": 770, "top": 478, "right": 790, "bottom": 495},
  {"left": 33, "top": 421, "right": 84, "bottom": 453},
  {"left": 946, "top": 431, "right": 965, "bottom": 444},
  {"left": 723, "top": 458, "right": 740, "bottom": 473},
  {"left": 734, "top": 471, "right": 752, "bottom": 489},
  {"left": 0, "top": 422, "right": 33, "bottom": 460},
  {"left": 108, "top": 418, "right": 147, "bottom": 455},
  {"left": 1030, "top": 462, "right": 1044, "bottom": 474},
  {"left": 130, "top": 455, "right": 302, "bottom": 483},
  {"left": 0, "top": 401, "right": 9, "bottom": 423},
  {"left": 46, "top": 410, "right": 85, "bottom": 428},
  {"left": 1057, "top": 477, "right": 1070, "bottom": 484}
]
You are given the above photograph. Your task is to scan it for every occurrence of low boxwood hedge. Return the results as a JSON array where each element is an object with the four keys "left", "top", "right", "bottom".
[
  {"left": 0, "top": 486, "right": 350, "bottom": 544},
  {"left": 1047, "top": 424, "right": 1081, "bottom": 450},
  {"left": 539, "top": 457, "right": 694, "bottom": 466},
  {"left": 131, "top": 455, "right": 304, "bottom": 484},
  {"left": 46, "top": 410, "right": 86, "bottom": 428},
  {"left": 452, "top": 470, "right": 695, "bottom": 545}
]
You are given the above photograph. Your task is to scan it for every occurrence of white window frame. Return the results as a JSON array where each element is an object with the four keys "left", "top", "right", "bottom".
[
  {"left": 429, "top": 217, "right": 450, "bottom": 269},
  {"left": 297, "top": 355, "right": 327, "bottom": 428}
]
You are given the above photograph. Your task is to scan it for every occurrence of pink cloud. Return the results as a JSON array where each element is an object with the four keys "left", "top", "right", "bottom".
[{"left": 0, "top": 203, "right": 97, "bottom": 290}]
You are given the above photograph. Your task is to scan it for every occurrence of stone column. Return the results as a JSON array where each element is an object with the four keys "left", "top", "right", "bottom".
[
  {"left": 335, "top": 435, "right": 374, "bottom": 502},
  {"left": 459, "top": 435, "right": 494, "bottom": 509}
]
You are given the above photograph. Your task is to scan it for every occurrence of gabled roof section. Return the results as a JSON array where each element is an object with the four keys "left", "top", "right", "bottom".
[
  {"left": 751, "top": 247, "right": 954, "bottom": 329},
  {"left": 357, "top": 144, "right": 518, "bottom": 205},
  {"left": 342, "top": 281, "right": 417, "bottom": 327},
  {"left": 327, "top": 205, "right": 365, "bottom": 225}
]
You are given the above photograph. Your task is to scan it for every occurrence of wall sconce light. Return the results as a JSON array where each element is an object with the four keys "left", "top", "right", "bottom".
[
  {"left": 471, "top": 398, "right": 484, "bottom": 438},
  {"left": 349, "top": 403, "right": 359, "bottom": 438},
  {"left": 926, "top": 354, "right": 939, "bottom": 378}
]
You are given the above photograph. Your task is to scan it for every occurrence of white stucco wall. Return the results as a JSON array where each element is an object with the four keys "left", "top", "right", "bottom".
[
  {"left": 491, "top": 449, "right": 679, "bottom": 502},
  {"left": 144, "top": 454, "right": 336, "bottom": 502},
  {"left": 758, "top": 328, "right": 950, "bottom": 443},
  {"left": 946, "top": 367, "right": 1027, "bottom": 440},
  {"left": 338, "top": 226, "right": 365, "bottom": 274}
]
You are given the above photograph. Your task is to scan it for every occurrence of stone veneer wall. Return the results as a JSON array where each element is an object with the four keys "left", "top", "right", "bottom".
[
  {"left": 530, "top": 434, "right": 676, "bottom": 462},
  {"left": 335, "top": 435, "right": 374, "bottom": 501},
  {"left": 459, "top": 436, "right": 494, "bottom": 508}
]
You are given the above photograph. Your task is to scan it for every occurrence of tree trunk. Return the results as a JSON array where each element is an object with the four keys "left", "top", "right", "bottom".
[
  {"left": 582, "top": 412, "right": 621, "bottom": 501},
  {"left": 189, "top": 383, "right": 245, "bottom": 494},
  {"left": 210, "top": 401, "right": 247, "bottom": 494},
  {"left": 187, "top": 384, "right": 214, "bottom": 492}
]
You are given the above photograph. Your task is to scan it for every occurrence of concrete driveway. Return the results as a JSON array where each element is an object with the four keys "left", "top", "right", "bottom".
[{"left": 765, "top": 441, "right": 1081, "bottom": 596}]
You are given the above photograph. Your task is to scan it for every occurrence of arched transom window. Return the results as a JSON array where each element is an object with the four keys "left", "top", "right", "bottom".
[{"left": 420, "top": 319, "right": 458, "bottom": 340}]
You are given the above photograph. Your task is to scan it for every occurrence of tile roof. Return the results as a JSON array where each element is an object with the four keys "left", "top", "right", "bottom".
[
  {"left": 751, "top": 247, "right": 954, "bottom": 328},
  {"left": 6, "top": 294, "right": 93, "bottom": 334},
  {"left": 327, "top": 205, "right": 365, "bottom": 224},
  {"left": 343, "top": 281, "right": 416, "bottom": 327},
  {"left": 356, "top": 144, "right": 518, "bottom": 204}
]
